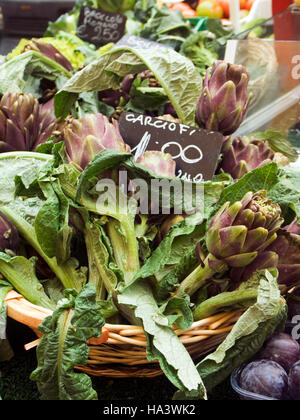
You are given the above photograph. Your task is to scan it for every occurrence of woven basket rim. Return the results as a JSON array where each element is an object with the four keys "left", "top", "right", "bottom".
[
  {"left": 4, "top": 290, "right": 244, "bottom": 377},
  {"left": 4, "top": 290, "right": 242, "bottom": 348}
]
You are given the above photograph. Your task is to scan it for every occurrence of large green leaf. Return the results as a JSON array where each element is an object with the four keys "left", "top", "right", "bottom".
[
  {"left": 55, "top": 46, "right": 202, "bottom": 125},
  {"left": 0, "top": 51, "right": 71, "bottom": 97},
  {"left": 118, "top": 279, "right": 207, "bottom": 399},
  {"left": 0, "top": 152, "right": 87, "bottom": 292},
  {"left": 30, "top": 283, "right": 105, "bottom": 400}
]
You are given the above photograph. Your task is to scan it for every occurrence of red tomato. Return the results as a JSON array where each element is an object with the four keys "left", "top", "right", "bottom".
[{"left": 170, "top": 2, "right": 198, "bottom": 17}]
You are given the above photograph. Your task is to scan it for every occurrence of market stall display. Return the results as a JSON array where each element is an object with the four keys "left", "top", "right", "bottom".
[{"left": 0, "top": 0, "right": 299, "bottom": 401}]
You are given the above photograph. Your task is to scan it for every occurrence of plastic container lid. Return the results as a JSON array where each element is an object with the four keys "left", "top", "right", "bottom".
[{"left": 231, "top": 365, "right": 279, "bottom": 400}]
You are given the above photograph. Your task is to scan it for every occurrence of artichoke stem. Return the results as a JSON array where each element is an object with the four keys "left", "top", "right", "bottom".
[
  {"left": 193, "top": 288, "right": 258, "bottom": 321},
  {"left": 176, "top": 254, "right": 228, "bottom": 297}
]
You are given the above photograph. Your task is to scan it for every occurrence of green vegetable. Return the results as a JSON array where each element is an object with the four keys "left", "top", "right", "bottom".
[
  {"left": 0, "top": 254, "right": 54, "bottom": 310},
  {"left": 30, "top": 283, "right": 105, "bottom": 400},
  {"left": 55, "top": 46, "right": 202, "bottom": 125},
  {"left": 8, "top": 33, "right": 94, "bottom": 70},
  {"left": 0, "top": 152, "right": 87, "bottom": 292},
  {"left": 178, "top": 191, "right": 283, "bottom": 297},
  {"left": 0, "top": 280, "right": 13, "bottom": 364},
  {"left": 96, "top": 0, "right": 137, "bottom": 12},
  {"left": 180, "top": 31, "right": 219, "bottom": 76},
  {"left": 0, "top": 51, "right": 71, "bottom": 98},
  {"left": 174, "top": 269, "right": 287, "bottom": 398},
  {"left": 140, "top": 4, "right": 191, "bottom": 49},
  {"left": 118, "top": 279, "right": 207, "bottom": 399}
]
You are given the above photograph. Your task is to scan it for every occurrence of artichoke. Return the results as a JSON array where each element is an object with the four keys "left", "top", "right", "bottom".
[
  {"left": 62, "top": 113, "right": 130, "bottom": 171},
  {"left": 283, "top": 219, "right": 300, "bottom": 235},
  {"left": 0, "top": 92, "right": 58, "bottom": 152},
  {"left": 0, "top": 212, "right": 19, "bottom": 253},
  {"left": 177, "top": 190, "right": 284, "bottom": 296},
  {"left": 229, "top": 251, "right": 279, "bottom": 290},
  {"left": 196, "top": 61, "right": 252, "bottom": 135},
  {"left": 23, "top": 38, "right": 73, "bottom": 72},
  {"left": 136, "top": 151, "right": 176, "bottom": 178},
  {"left": 220, "top": 136, "right": 290, "bottom": 180},
  {"left": 265, "top": 230, "right": 300, "bottom": 289}
]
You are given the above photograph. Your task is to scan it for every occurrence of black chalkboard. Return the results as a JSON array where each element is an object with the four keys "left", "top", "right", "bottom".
[
  {"left": 76, "top": 6, "right": 127, "bottom": 47},
  {"left": 119, "top": 112, "right": 224, "bottom": 182}
]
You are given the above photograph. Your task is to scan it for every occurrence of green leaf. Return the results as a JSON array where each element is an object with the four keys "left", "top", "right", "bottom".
[
  {"left": 159, "top": 294, "right": 193, "bottom": 330},
  {"left": 0, "top": 254, "right": 55, "bottom": 310},
  {"left": 0, "top": 280, "right": 14, "bottom": 363},
  {"left": 118, "top": 279, "right": 207, "bottom": 399},
  {"left": 268, "top": 167, "right": 300, "bottom": 225},
  {"left": 156, "top": 246, "right": 199, "bottom": 302},
  {"left": 0, "top": 51, "right": 71, "bottom": 97},
  {"left": 215, "top": 163, "right": 279, "bottom": 211},
  {"left": 55, "top": 46, "right": 202, "bottom": 125},
  {"left": 133, "top": 214, "right": 205, "bottom": 288},
  {"left": 30, "top": 283, "right": 105, "bottom": 400},
  {"left": 250, "top": 130, "right": 299, "bottom": 163},
  {"left": 0, "top": 152, "right": 87, "bottom": 292},
  {"left": 84, "top": 219, "right": 121, "bottom": 298}
]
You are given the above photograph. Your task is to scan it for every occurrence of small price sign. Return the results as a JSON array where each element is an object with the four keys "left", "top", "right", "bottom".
[
  {"left": 114, "top": 34, "right": 169, "bottom": 50},
  {"left": 119, "top": 112, "right": 224, "bottom": 182},
  {"left": 77, "top": 6, "right": 127, "bottom": 47}
]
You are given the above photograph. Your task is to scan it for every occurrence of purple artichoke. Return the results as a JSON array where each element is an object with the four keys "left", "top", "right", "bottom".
[
  {"left": 206, "top": 191, "right": 283, "bottom": 267},
  {"left": 283, "top": 219, "right": 300, "bottom": 235},
  {"left": 265, "top": 230, "right": 300, "bottom": 289},
  {"left": 177, "top": 190, "right": 283, "bottom": 296},
  {"left": 98, "top": 89, "right": 122, "bottom": 108},
  {"left": 229, "top": 251, "right": 279, "bottom": 290},
  {"left": 136, "top": 151, "right": 176, "bottom": 178},
  {"left": 0, "top": 212, "right": 19, "bottom": 253},
  {"left": 23, "top": 39, "right": 73, "bottom": 72},
  {"left": 196, "top": 61, "right": 252, "bottom": 135},
  {"left": 62, "top": 113, "right": 130, "bottom": 171},
  {"left": 0, "top": 92, "right": 58, "bottom": 152},
  {"left": 220, "top": 136, "right": 290, "bottom": 180}
]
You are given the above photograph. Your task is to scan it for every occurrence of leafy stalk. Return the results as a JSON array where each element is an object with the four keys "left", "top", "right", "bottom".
[
  {"left": 30, "top": 284, "right": 105, "bottom": 400},
  {"left": 0, "top": 253, "right": 55, "bottom": 310}
]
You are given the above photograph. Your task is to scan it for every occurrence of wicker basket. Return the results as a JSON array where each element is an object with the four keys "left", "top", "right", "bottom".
[{"left": 4, "top": 290, "right": 242, "bottom": 378}]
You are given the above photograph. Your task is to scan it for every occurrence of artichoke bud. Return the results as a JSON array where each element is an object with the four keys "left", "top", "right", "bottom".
[
  {"left": 136, "top": 151, "right": 176, "bottom": 178},
  {"left": 196, "top": 60, "right": 252, "bottom": 135},
  {"left": 62, "top": 113, "right": 130, "bottom": 171},
  {"left": 23, "top": 39, "right": 73, "bottom": 72},
  {"left": 0, "top": 212, "right": 19, "bottom": 254},
  {"left": 206, "top": 191, "right": 284, "bottom": 268},
  {"left": 220, "top": 136, "right": 290, "bottom": 180},
  {"left": 0, "top": 92, "right": 58, "bottom": 152}
]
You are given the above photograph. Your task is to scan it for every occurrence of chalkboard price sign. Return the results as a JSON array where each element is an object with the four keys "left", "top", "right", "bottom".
[
  {"left": 77, "top": 6, "right": 127, "bottom": 47},
  {"left": 119, "top": 112, "right": 224, "bottom": 182},
  {"left": 114, "top": 34, "right": 169, "bottom": 51}
]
